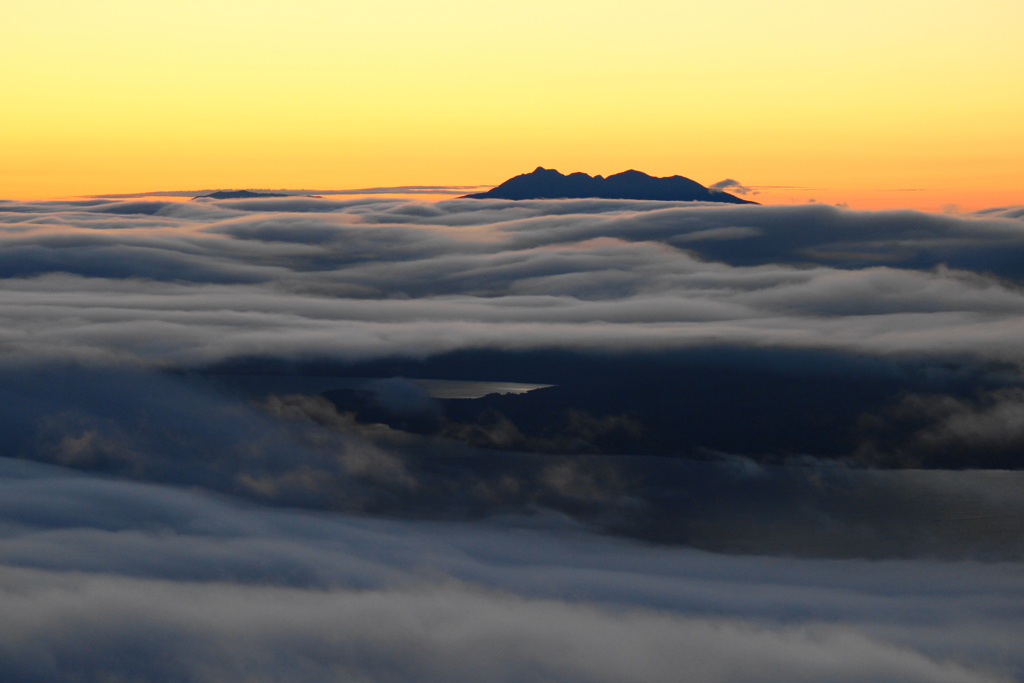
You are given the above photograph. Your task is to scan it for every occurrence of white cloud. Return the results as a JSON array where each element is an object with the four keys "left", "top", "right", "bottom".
[
  {"left": 0, "top": 457, "right": 1020, "bottom": 683},
  {"left": 1, "top": 198, "right": 1024, "bottom": 365}
]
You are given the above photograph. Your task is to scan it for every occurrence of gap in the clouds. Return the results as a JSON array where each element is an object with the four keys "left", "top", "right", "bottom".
[
  {"left": 3, "top": 361, "right": 1023, "bottom": 559},
  {"left": 197, "top": 375, "right": 553, "bottom": 401},
  {"left": 196, "top": 346, "right": 1024, "bottom": 469}
]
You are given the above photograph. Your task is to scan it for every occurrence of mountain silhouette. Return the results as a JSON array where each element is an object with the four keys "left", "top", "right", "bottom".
[
  {"left": 463, "top": 168, "right": 757, "bottom": 203},
  {"left": 193, "top": 190, "right": 290, "bottom": 200}
]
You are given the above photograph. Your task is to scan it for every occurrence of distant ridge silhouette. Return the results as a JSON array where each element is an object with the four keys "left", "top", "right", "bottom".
[
  {"left": 463, "top": 168, "right": 757, "bottom": 204},
  {"left": 193, "top": 190, "right": 290, "bottom": 200}
]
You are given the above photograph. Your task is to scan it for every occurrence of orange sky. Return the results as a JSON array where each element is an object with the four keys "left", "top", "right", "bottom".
[{"left": 3, "top": 0, "right": 1022, "bottom": 210}]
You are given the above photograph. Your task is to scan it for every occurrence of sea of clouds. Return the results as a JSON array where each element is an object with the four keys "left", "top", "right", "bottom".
[
  {"left": 2, "top": 196, "right": 1024, "bottom": 363},
  {"left": 2, "top": 195, "right": 1023, "bottom": 681}
]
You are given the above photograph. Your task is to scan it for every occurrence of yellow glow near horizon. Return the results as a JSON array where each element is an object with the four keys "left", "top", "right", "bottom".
[{"left": 3, "top": 0, "right": 1022, "bottom": 209}]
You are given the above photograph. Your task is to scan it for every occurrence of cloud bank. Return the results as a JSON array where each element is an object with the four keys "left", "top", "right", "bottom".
[
  {"left": 2, "top": 196, "right": 1024, "bottom": 365},
  {"left": 1, "top": 456, "right": 1021, "bottom": 683}
]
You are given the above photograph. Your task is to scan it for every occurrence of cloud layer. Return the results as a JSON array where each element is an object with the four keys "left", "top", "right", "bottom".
[
  {"left": 1, "top": 456, "right": 1021, "bottom": 683},
  {"left": 3, "top": 196, "right": 1024, "bottom": 681},
  {"left": 2, "top": 196, "right": 1024, "bottom": 365}
]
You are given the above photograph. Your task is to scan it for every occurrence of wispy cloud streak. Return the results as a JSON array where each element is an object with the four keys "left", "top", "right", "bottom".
[{"left": 88, "top": 185, "right": 494, "bottom": 199}]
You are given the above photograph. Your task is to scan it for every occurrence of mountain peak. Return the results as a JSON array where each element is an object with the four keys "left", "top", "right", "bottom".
[{"left": 610, "top": 169, "right": 650, "bottom": 178}]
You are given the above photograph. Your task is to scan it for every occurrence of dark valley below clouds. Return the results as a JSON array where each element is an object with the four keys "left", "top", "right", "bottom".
[{"left": 1, "top": 193, "right": 1024, "bottom": 681}]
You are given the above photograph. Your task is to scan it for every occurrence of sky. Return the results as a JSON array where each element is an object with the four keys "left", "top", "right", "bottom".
[
  {"left": 3, "top": 2, "right": 1024, "bottom": 680},
  {"left": 3, "top": 0, "right": 1023, "bottom": 209}
]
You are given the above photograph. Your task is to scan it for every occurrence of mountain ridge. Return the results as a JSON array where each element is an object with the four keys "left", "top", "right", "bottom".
[
  {"left": 463, "top": 167, "right": 756, "bottom": 204},
  {"left": 192, "top": 190, "right": 291, "bottom": 200}
]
